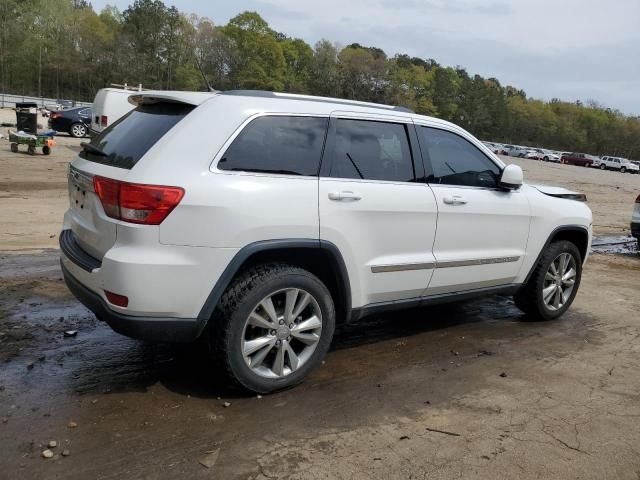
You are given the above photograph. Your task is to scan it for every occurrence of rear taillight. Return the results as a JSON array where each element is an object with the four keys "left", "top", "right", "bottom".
[
  {"left": 101, "top": 115, "right": 108, "bottom": 127},
  {"left": 51, "top": 112, "right": 61, "bottom": 119},
  {"left": 93, "top": 176, "right": 184, "bottom": 225}
]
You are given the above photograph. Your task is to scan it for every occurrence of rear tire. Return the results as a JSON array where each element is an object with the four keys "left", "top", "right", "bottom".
[
  {"left": 210, "top": 263, "right": 336, "bottom": 393},
  {"left": 514, "top": 241, "right": 582, "bottom": 321},
  {"left": 621, "top": 167, "right": 626, "bottom": 173},
  {"left": 600, "top": 164, "right": 606, "bottom": 170},
  {"left": 70, "top": 123, "right": 87, "bottom": 138},
  {"left": 43, "top": 145, "right": 51, "bottom": 155}
]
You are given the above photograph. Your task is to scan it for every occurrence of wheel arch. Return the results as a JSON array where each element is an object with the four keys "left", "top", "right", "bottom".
[
  {"left": 196, "top": 239, "right": 351, "bottom": 333},
  {"left": 523, "top": 225, "right": 589, "bottom": 284}
]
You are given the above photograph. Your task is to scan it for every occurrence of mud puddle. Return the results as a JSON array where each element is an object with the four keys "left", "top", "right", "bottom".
[
  {"left": 0, "top": 250, "right": 609, "bottom": 479},
  {"left": 591, "top": 235, "right": 638, "bottom": 255}
]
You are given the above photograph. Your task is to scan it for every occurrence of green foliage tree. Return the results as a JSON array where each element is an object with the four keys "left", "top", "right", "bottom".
[
  {"left": 222, "top": 11, "right": 285, "bottom": 90},
  {"left": 1, "top": 1, "right": 639, "bottom": 158}
]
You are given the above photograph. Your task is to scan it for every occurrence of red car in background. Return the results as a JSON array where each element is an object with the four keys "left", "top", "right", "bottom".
[{"left": 560, "top": 152, "right": 597, "bottom": 167}]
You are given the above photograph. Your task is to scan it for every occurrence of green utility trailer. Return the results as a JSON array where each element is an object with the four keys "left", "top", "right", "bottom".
[{"left": 8, "top": 131, "right": 55, "bottom": 155}]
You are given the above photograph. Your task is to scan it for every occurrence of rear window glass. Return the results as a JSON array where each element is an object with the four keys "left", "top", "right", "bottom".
[
  {"left": 218, "top": 116, "right": 328, "bottom": 176},
  {"left": 79, "top": 102, "right": 194, "bottom": 169}
]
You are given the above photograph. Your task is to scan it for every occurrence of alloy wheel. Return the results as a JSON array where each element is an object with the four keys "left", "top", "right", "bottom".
[
  {"left": 241, "top": 288, "right": 322, "bottom": 378},
  {"left": 542, "top": 252, "right": 577, "bottom": 311},
  {"left": 71, "top": 124, "right": 86, "bottom": 137}
]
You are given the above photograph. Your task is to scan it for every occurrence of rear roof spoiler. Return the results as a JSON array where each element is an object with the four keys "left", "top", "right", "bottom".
[{"left": 127, "top": 91, "right": 218, "bottom": 107}]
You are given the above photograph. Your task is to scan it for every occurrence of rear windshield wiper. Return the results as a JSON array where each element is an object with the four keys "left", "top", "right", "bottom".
[{"left": 80, "top": 142, "right": 107, "bottom": 157}]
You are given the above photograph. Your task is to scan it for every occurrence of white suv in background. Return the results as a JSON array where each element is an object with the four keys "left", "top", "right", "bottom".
[
  {"left": 60, "top": 91, "right": 593, "bottom": 393},
  {"left": 598, "top": 156, "right": 639, "bottom": 173}
]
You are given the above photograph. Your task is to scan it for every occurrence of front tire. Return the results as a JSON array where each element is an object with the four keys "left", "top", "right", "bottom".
[
  {"left": 210, "top": 263, "right": 335, "bottom": 393},
  {"left": 620, "top": 167, "right": 626, "bottom": 173},
  {"left": 514, "top": 241, "right": 582, "bottom": 321},
  {"left": 70, "top": 123, "right": 87, "bottom": 138},
  {"left": 600, "top": 164, "right": 606, "bottom": 170}
]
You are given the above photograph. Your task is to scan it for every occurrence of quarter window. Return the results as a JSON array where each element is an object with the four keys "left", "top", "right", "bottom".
[
  {"left": 218, "top": 116, "right": 328, "bottom": 176},
  {"left": 418, "top": 127, "right": 501, "bottom": 188},
  {"left": 329, "top": 119, "right": 415, "bottom": 182}
]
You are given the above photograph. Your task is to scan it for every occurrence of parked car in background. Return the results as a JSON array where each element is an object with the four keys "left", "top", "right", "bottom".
[
  {"left": 598, "top": 156, "right": 639, "bottom": 174},
  {"left": 48, "top": 107, "right": 92, "bottom": 137},
  {"left": 482, "top": 141, "right": 503, "bottom": 154},
  {"left": 526, "top": 148, "right": 545, "bottom": 160},
  {"left": 541, "top": 150, "right": 561, "bottom": 162},
  {"left": 632, "top": 194, "right": 640, "bottom": 248},
  {"left": 512, "top": 146, "right": 536, "bottom": 158},
  {"left": 500, "top": 144, "right": 516, "bottom": 155},
  {"left": 91, "top": 88, "right": 140, "bottom": 133},
  {"left": 60, "top": 90, "right": 592, "bottom": 393},
  {"left": 561, "top": 152, "right": 597, "bottom": 167}
]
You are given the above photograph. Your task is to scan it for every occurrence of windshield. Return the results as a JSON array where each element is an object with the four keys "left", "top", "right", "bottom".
[{"left": 79, "top": 102, "right": 194, "bottom": 169}]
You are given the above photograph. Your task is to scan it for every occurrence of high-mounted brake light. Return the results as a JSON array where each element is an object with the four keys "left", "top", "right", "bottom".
[{"left": 93, "top": 176, "right": 184, "bottom": 225}]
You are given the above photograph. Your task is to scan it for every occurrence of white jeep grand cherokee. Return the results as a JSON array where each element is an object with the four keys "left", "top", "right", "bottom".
[{"left": 61, "top": 90, "right": 592, "bottom": 393}]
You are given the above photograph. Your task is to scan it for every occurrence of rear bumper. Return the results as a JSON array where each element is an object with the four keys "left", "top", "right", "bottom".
[{"left": 61, "top": 261, "right": 204, "bottom": 343}]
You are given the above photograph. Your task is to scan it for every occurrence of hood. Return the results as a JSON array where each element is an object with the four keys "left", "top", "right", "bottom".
[{"left": 530, "top": 184, "right": 587, "bottom": 202}]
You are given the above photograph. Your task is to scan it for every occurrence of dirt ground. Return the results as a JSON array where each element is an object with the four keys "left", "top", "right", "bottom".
[{"left": 1, "top": 106, "right": 640, "bottom": 479}]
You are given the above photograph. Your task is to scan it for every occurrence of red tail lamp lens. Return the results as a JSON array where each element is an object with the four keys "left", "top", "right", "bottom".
[
  {"left": 105, "top": 291, "right": 128, "bottom": 307},
  {"left": 93, "top": 176, "right": 184, "bottom": 225}
]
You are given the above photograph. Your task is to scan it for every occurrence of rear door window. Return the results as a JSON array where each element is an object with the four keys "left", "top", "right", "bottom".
[
  {"left": 79, "top": 102, "right": 194, "bottom": 169},
  {"left": 218, "top": 116, "right": 328, "bottom": 176}
]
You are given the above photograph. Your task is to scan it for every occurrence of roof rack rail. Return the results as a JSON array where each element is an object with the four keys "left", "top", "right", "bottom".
[{"left": 221, "top": 90, "right": 414, "bottom": 113}]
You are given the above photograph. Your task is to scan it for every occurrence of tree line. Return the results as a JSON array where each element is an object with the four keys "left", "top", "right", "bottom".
[{"left": 1, "top": 0, "right": 638, "bottom": 158}]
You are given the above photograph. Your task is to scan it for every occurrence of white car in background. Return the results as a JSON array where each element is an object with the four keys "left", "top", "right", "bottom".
[
  {"left": 60, "top": 90, "right": 593, "bottom": 393},
  {"left": 541, "top": 150, "right": 561, "bottom": 162},
  {"left": 512, "top": 146, "right": 536, "bottom": 158},
  {"left": 598, "top": 156, "right": 639, "bottom": 174}
]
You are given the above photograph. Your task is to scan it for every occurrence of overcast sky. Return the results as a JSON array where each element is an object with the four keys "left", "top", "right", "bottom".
[{"left": 90, "top": 0, "right": 640, "bottom": 115}]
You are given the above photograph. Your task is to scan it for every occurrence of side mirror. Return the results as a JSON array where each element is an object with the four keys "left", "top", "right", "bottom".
[{"left": 499, "top": 164, "right": 523, "bottom": 190}]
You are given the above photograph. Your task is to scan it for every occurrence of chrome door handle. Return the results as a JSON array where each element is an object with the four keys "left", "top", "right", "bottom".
[
  {"left": 443, "top": 195, "right": 467, "bottom": 205},
  {"left": 328, "top": 191, "right": 362, "bottom": 201}
]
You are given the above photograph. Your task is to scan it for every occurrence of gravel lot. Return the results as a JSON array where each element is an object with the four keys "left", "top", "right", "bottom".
[{"left": 1, "top": 107, "right": 639, "bottom": 479}]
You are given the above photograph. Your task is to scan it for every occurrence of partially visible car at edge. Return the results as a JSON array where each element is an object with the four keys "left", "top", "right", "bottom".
[
  {"left": 48, "top": 107, "right": 92, "bottom": 138},
  {"left": 91, "top": 88, "right": 142, "bottom": 134},
  {"left": 632, "top": 194, "right": 640, "bottom": 248}
]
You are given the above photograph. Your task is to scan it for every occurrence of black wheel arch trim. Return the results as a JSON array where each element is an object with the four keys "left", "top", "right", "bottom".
[
  {"left": 522, "top": 225, "right": 590, "bottom": 285},
  {"left": 196, "top": 239, "right": 352, "bottom": 332}
]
